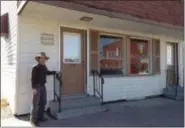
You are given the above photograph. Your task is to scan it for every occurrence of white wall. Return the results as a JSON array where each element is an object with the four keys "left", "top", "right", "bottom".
[
  {"left": 17, "top": 11, "right": 183, "bottom": 114},
  {"left": 17, "top": 16, "right": 60, "bottom": 115},
  {"left": 1, "top": 1, "right": 18, "bottom": 114}
]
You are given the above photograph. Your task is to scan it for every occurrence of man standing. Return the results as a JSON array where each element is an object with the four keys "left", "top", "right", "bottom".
[{"left": 30, "top": 52, "right": 56, "bottom": 126}]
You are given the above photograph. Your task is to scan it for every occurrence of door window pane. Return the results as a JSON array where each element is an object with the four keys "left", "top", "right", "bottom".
[
  {"left": 63, "top": 32, "right": 81, "bottom": 63},
  {"left": 166, "top": 44, "right": 174, "bottom": 65}
]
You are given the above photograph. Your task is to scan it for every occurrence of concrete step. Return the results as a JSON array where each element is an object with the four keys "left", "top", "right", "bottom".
[
  {"left": 48, "top": 95, "right": 107, "bottom": 120},
  {"left": 163, "top": 86, "right": 184, "bottom": 94},
  {"left": 62, "top": 93, "right": 87, "bottom": 100},
  {"left": 162, "top": 94, "right": 184, "bottom": 100},
  {"left": 163, "top": 85, "right": 184, "bottom": 100},
  {"left": 163, "top": 91, "right": 184, "bottom": 97},
  {"left": 61, "top": 96, "right": 101, "bottom": 110},
  {"left": 57, "top": 105, "right": 107, "bottom": 119},
  {"left": 163, "top": 86, "right": 184, "bottom": 100}
]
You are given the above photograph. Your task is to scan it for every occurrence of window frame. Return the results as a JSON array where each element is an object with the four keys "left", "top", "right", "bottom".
[
  {"left": 99, "top": 32, "right": 126, "bottom": 77},
  {"left": 63, "top": 32, "right": 82, "bottom": 64}
]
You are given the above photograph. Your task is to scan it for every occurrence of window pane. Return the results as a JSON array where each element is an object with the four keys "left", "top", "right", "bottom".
[
  {"left": 63, "top": 32, "right": 81, "bottom": 63},
  {"left": 166, "top": 44, "right": 174, "bottom": 65},
  {"left": 130, "top": 39, "right": 149, "bottom": 75},
  {"left": 100, "top": 35, "right": 123, "bottom": 75}
]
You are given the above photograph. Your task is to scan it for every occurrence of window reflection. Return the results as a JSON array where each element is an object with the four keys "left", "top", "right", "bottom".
[
  {"left": 130, "top": 39, "right": 149, "bottom": 75},
  {"left": 100, "top": 35, "right": 123, "bottom": 75}
]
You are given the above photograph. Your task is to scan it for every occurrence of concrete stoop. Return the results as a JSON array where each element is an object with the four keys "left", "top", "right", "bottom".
[
  {"left": 48, "top": 94, "right": 107, "bottom": 120},
  {"left": 57, "top": 105, "right": 107, "bottom": 119},
  {"left": 163, "top": 85, "right": 184, "bottom": 100}
]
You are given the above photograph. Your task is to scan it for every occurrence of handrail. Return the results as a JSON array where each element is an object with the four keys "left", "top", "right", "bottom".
[
  {"left": 53, "top": 72, "right": 62, "bottom": 112},
  {"left": 92, "top": 70, "right": 104, "bottom": 104}
]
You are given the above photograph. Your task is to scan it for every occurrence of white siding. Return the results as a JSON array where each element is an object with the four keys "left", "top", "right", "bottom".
[
  {"left": 17, "top": 12, "right": 183, "bottom": 114},
  {"left": 1, "top": 1, "right": 18, "bottom": 114},
  {"left": 17, "top": 16, "right": 60, "bottom": 115}
]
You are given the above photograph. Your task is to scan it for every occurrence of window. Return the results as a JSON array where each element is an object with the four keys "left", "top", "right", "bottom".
[
  {"left": 166, "top": 44, "right": 174, "bottom": 65},
  {"left": 63, "top": 32, "right": 81, "bottom": 63},
  {"left": 129, "top": 39, "right": 150, "bottom": 75},
  {"left": 100, "top": 35, "right": 124, "bottom": 75},
  {"left": 89, "top": 29, "right": 161, "bottom": 76}
]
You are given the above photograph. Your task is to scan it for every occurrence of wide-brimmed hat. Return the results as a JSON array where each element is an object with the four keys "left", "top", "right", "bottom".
[{"left": 35, "top": 52, "right": 49, "bottom": 61}]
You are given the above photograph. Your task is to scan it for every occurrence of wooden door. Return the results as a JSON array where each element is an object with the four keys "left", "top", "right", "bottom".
[
  {"left": 60, "top": 27, "right": 86, "bottom": 95},
  {"left": 166, "top": 42, "right": 178, "bottom": 85}
]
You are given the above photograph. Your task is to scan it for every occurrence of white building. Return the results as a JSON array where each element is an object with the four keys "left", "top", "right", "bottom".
[{"left": 1, "top": 1, "right": 184, "bottom": 115}]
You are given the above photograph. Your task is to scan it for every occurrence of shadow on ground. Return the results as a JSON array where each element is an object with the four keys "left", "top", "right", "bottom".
[{"left": 15, "top": 114, "right": 30, "bottom": 121}]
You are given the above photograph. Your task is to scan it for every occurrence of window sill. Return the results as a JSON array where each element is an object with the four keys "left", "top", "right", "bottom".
[
  {"left": 102, "top": 74, "right": 124, "bottom": 78},
  {"left": 90, "top": 73, "right": 161, "bottom": 78},
  {"left": 126, "top": 74, "right": 152, "bottom": 77}
]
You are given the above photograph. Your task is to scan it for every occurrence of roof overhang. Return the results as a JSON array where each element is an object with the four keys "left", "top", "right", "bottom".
[
  {"left": 35, "top": 1, "right": 183, "bottom": 31},
  {"left": 17, "top": 0, "right": 29, "bottom": 15},
  {"left": 0, "top": 13, "right": 9, "bottom": 37}
]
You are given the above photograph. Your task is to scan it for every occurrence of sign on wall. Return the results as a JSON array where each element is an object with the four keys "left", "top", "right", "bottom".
[{"left": 40, "top": 33, "right": 54, "bottom": 45}]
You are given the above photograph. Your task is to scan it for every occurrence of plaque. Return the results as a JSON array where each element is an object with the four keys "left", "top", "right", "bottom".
[{"left": 41, "top": 33, "right": 54, "bottom": 45}]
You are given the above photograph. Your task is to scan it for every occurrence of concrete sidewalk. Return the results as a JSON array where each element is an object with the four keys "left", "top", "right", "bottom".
[
  {"left": 1, "top": 97, "right": 184, "bottom": 127},
  {"left": 1, "top": 117, "right": 32, "bottom": 127}
]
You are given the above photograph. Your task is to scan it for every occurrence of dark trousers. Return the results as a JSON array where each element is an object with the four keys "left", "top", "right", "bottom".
[{"left": 30, "top": 85, "right": 47, "bottom": 122}]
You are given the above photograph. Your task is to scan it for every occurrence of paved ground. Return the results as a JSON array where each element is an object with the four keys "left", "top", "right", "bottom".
[{"left": 1, "top": 97, "right": 184, "bottom": 127}]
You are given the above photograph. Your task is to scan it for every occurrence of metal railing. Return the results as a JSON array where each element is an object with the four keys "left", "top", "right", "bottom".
[
  {"left": 92, "top": 70, "right": 104, "bottom": 104},
  {"left": 53, "top": 72, "right": 62, "bottom": 112}
]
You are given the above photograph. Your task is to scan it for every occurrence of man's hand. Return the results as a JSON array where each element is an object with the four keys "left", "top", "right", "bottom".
[{"left": 33, "top": 89, "right": 37, "bottom": 95}]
